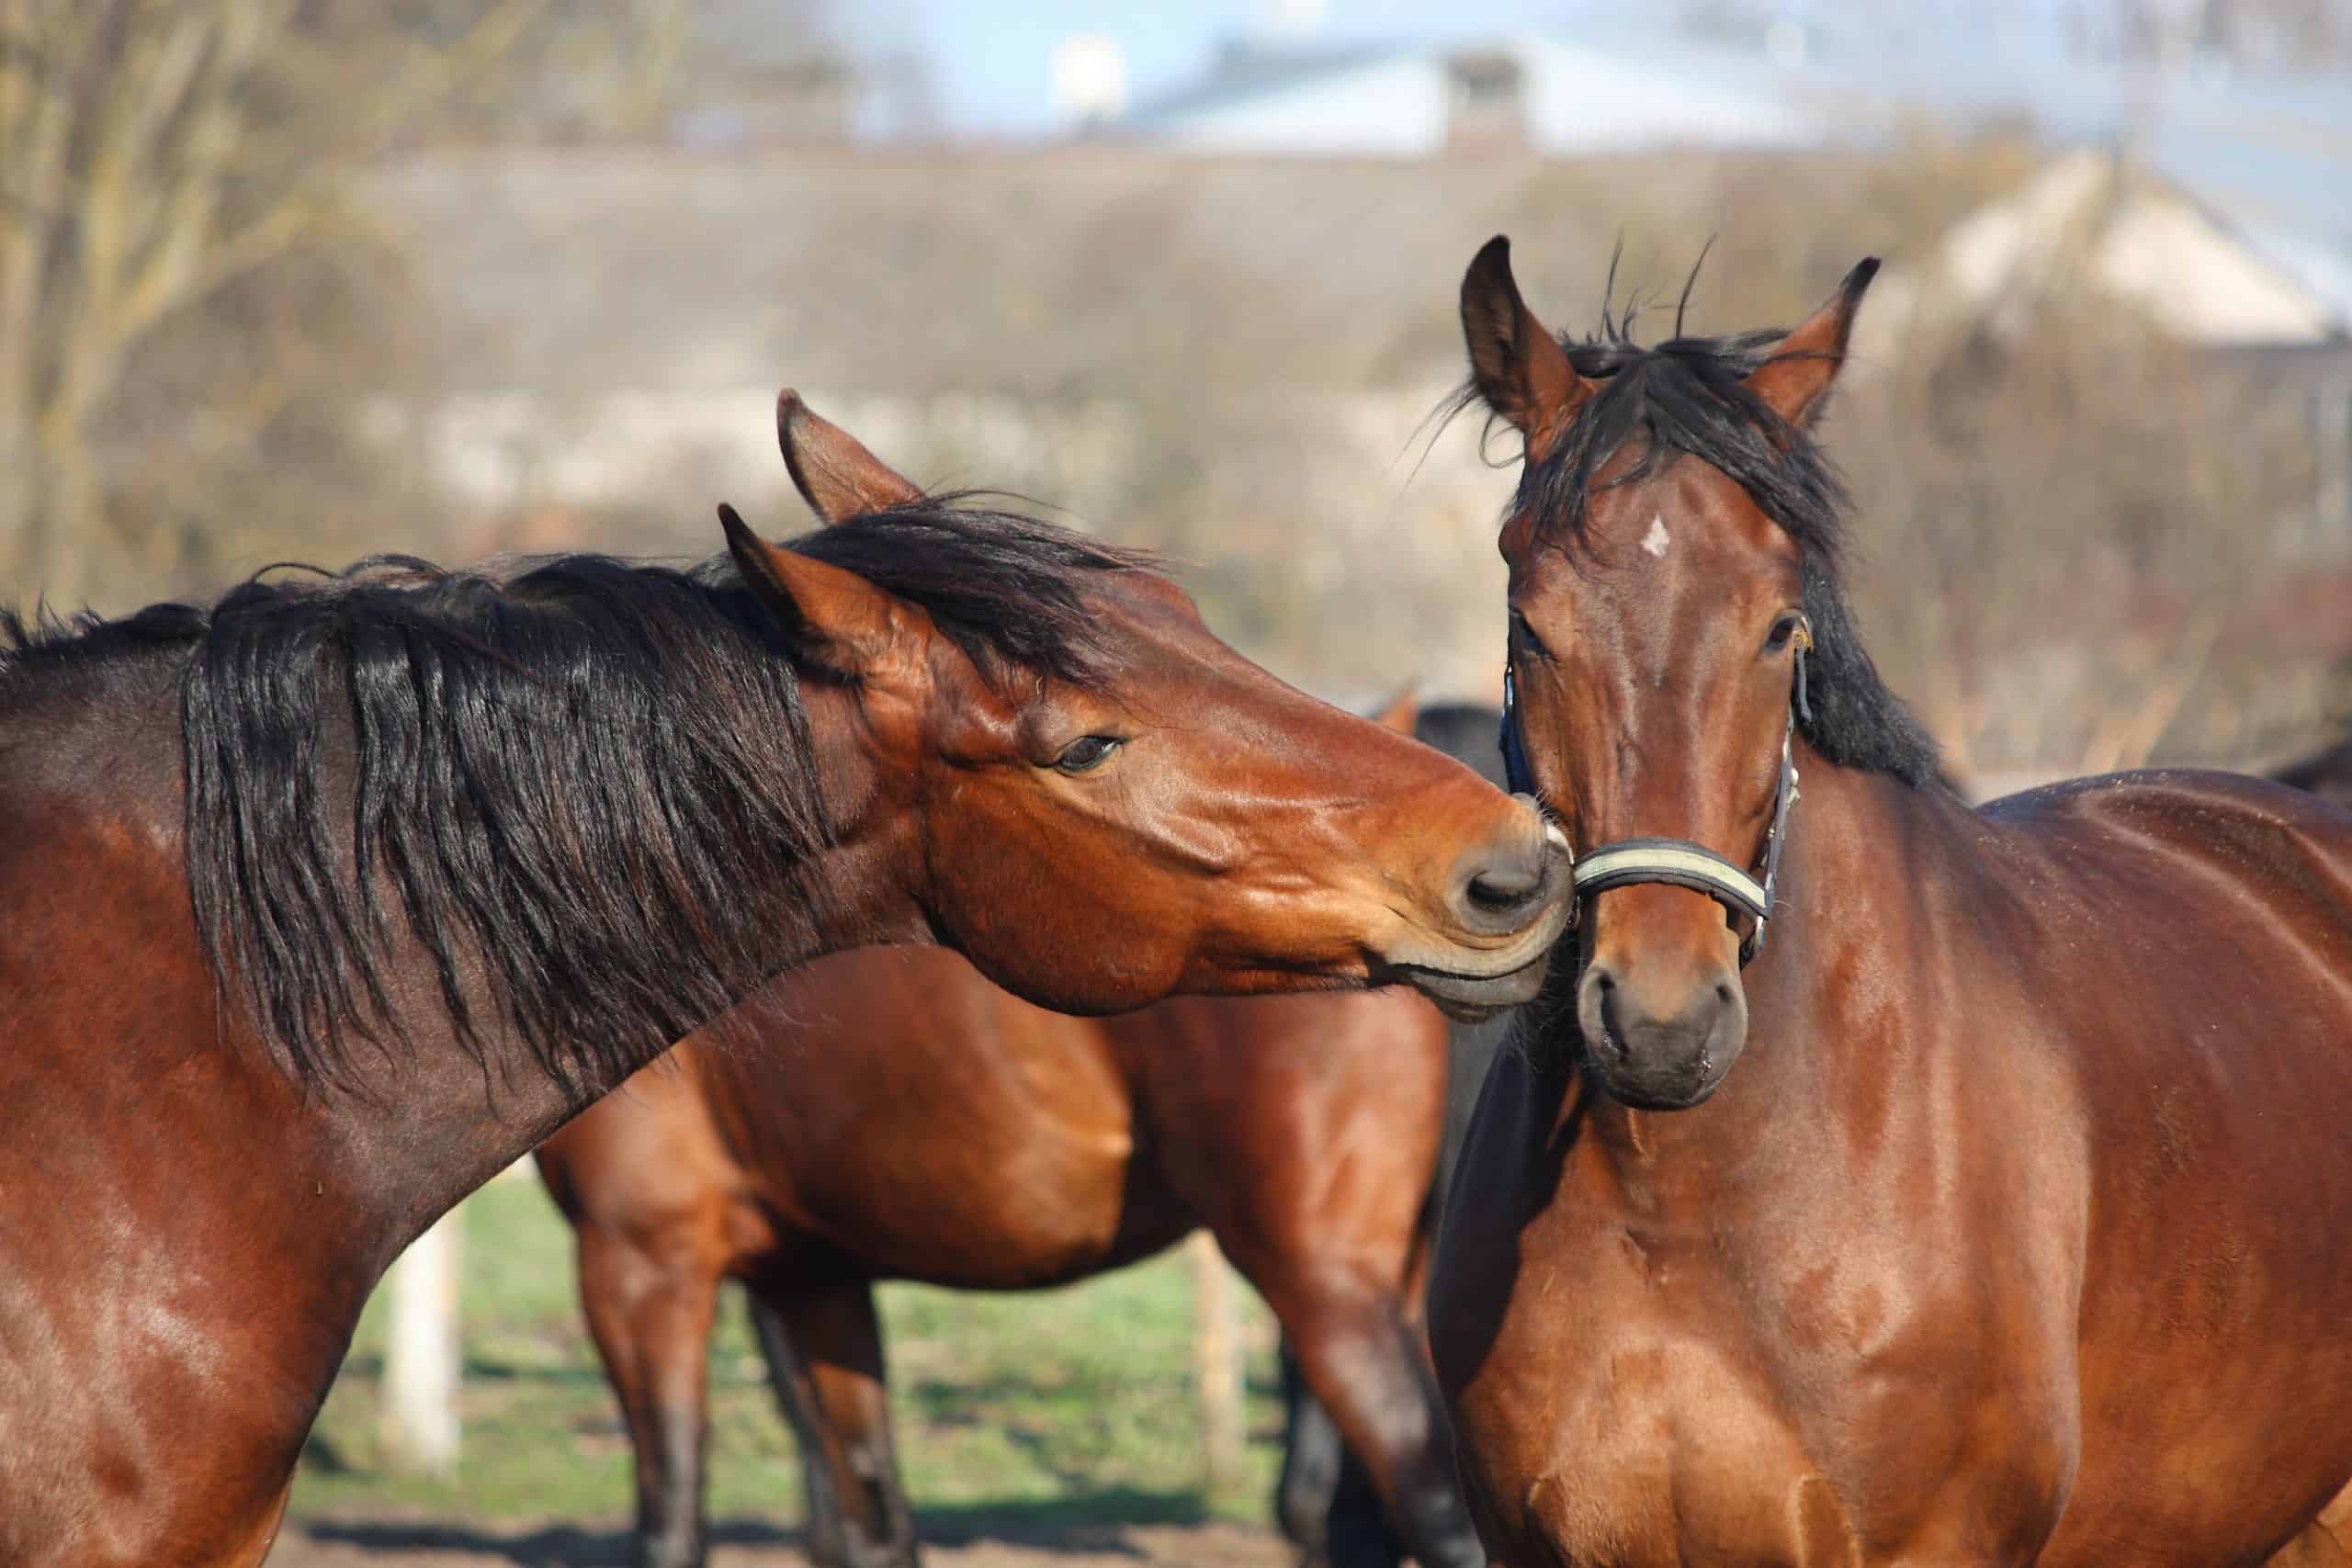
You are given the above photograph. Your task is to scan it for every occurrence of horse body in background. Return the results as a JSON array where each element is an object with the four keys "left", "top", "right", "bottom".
[
  {"left": 1429, "top": 239, "right": 2352, "bottom": 1566},
  {"left": 538, "top": 940, "right": 1471, "bottom": 1568},
  {"left": 0, "top": 395, "right": 1568, "bottom": 1567},
  {"left": 2274, "top": 736, "right": 2352, "bottom": 812}
]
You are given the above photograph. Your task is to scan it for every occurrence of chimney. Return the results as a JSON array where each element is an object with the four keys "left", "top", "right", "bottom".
[{"left": 1052, "top": 33, "right": 1128, "bottom": 131}]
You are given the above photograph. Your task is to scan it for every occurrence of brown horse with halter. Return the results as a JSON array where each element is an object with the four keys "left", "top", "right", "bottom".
[
  {"left": 536, "top": 799, "right": 1476, "bottom": 1568},
  {"left": 1427, "top": 236, "right": 2352, "bottom": 1566},
  {"left": 0, "top": 392, "right": 1570, "bottom": 1568}
]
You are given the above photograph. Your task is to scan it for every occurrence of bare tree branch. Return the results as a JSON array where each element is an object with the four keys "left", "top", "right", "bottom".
[{"left": 0, "top": 0, "right": 690, "bottom": 607}]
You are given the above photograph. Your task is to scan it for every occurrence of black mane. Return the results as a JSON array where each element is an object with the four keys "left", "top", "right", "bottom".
[
  {"left": 4, "top": 502, "right": 1147, "bottom": 1091},
  {"left": 1465, "top": 314, "right": 1939, "bottom": 786}
]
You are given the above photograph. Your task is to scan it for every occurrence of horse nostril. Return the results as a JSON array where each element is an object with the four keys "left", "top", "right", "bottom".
[
  {"left": 1715, "top": 981, "right": 1736, "bottom": 1008},
  {"left": 1451, "top": 831, "right": 1555, "bottom": 934},
  {"left": 1467, "top": 866, "right": 1542, "bottom": 913},
  {"left": 1585, "top": 966, "right": 1628, "bottom": 1058}
]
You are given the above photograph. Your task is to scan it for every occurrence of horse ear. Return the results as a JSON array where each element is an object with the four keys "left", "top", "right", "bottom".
[
  {"left": 1743, "top": 258, "right": 1881, "bottom": 431},
  {"left": 718, "top": 503, "right": 900, "bottom": 680},
  {"left": 776, "top": 389, "right": 924, "bottom": 524},
  {"left": 1370, "top": 682, "right": 1420, "bottom": 737},
  {"left": 1460, "top": 235, "right": 1590, "bottom": 462}
]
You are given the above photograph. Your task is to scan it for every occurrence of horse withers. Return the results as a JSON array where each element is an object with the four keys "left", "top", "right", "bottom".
[
  {"left": 1428, "top": 237, "right": 2352, "bottom": 1567},
  {"left": 0, "top": 392, "right": 1568, "bottom": 1567}
]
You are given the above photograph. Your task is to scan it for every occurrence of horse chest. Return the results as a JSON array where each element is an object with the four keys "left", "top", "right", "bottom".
[
  {"left": 1454, "top": 1243, "right": 1872, "bottom": 1566},
  {"left": 1447, "top": 1165, "right": 2041, "bottom": 1568}
]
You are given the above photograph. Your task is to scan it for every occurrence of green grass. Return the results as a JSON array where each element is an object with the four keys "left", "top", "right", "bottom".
[{"left": 291, "top": 1179, "right": 1286, "bottom": 1535}]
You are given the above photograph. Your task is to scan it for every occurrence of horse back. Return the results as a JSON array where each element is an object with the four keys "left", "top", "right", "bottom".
[
  {"left": 1981, "top": 766, "right": 2352, "bottom": 945},
  {"left": 1969, "top": 768, "right": 2352, "bottom": 1562},
  {"left": 550, "top": 946, "right": 1154, "bottom": 1290}
]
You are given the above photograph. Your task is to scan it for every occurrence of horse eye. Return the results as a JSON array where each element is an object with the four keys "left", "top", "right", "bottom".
[
  {"left": 1765, "top": 614, "right": 1802, "bottom": 653},
  {"left": 1053, "top": 735, "right": 1123, "bottom": 774},
  {"left": 1510, "top": 609, "right": 1551, "bottom": 660}
]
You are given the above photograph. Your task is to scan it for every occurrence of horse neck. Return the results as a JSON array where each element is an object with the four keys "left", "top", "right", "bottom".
[{"left": 314, "top": 716, "right": 920, "bottom": 1258}]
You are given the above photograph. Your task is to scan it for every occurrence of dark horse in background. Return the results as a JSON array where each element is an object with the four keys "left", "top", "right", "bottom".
[
  {"left": 2275, "top": 734, "right": 2352, "bottom": 811},
  {"left": 0, "top": 392, "right": 1571, "bottom": 1567},
  {"left": 1430, "top": 237, "right": 2352, "bottom": 1566},
  {"left": 537, "top": 694, "right": 1516, "bottom": 1568}
]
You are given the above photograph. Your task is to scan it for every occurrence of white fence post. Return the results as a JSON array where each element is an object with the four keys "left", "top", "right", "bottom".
[
  {"left": 380, "top": 1205, "right": 463, "bottom": 1476},
  {"left": 1189, "top": 1229, "right": 1242, "bottom": 1495}
]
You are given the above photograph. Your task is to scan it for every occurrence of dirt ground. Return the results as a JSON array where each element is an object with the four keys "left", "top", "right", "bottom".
[{"left": 273, "top": 1518, "right": 1295, "bottom": 1567}]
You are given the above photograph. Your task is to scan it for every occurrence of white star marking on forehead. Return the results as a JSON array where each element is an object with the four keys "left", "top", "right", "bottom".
[{"left": 1641, "top": 514, "right": 1671, "bottom": 558}]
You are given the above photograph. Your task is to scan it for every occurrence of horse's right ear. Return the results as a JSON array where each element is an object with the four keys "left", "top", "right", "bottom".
[
  {"left": 777, "top": 389, "right": 924, "bottom": 524},
  {"left": 1460, "top": 236, "right": 1589, "bottom": 463},
  {"left": 719, "top": 503, "right": 901, "bottom": 680}
]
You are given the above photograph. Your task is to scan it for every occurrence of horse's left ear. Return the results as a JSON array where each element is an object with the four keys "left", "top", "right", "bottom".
[
  {"left": 1743, "top": 258, "right": 1880, "bottom": 431},
  {"left": 777, "top": 389, "right": 925, "bottom": 524},
  {"left": 1460, "top": 235, "right": 1592, "bottom": 462}
]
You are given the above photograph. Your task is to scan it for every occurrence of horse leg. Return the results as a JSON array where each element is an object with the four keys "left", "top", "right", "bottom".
[
  {"left": 749, "top": 1285, "right": 858, "bottom": 1566},
  {"left": 749, "top": 1275, "right": 917, "bottom": 1568},
  {"left": 1246, "top": 1269, "right": 1482, "bottom": 1568},
  {"left": 1324, "top": 1444, "right": 1405, "bottom": 1568},
  {"left": 576, "top": 1226, "right": 720, "bottom": 1568},
  {"left": 1276, "top": 1337, "right": 1345, "bottom": 1563}
]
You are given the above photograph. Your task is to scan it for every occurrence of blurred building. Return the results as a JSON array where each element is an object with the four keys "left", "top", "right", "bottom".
[
  {"left": 1114, "top": 16, "right": 2349, "bottom": 560},
  {"left": 1117, "top": 32, "right": 1824, "bottom": 157},
  {"left": 1860, "top": 148, "right": 2351, "bottom": 554}
]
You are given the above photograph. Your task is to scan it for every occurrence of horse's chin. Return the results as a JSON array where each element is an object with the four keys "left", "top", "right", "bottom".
[
  {"left": 1581, "top": 1052, "right": 1736, "bottom": 1111},
  {"left": 1394, "top": 950, "right": 1554, "bottom": 1023}
]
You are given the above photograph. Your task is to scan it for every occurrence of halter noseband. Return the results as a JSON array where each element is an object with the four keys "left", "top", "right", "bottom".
[{"left": 1500, "top": 620, "right": 1811, "bottom": 964}]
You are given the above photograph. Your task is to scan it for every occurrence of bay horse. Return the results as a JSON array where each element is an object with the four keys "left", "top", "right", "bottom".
[
  {"left": 1427, "top": 236, "right": 2352, "bottom": 1566},
  {"left": 0, "top": 391, "right": 1570, "bottom": 1568}
]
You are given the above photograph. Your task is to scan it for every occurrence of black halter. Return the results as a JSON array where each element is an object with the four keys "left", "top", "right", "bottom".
[{"left": 1499, "top": 623, "right": 1811, "bottom": 964}]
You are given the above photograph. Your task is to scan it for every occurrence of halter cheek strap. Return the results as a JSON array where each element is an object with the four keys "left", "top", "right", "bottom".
[{"left": 1498, "top": 624, "right": 1811, "bottom": 965}]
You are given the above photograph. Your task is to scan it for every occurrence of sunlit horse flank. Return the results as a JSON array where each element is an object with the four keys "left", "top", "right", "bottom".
[
  {"left": 1428, "top": 236, "right": 2352, "bottom": 1566},
  {"left": 0, "top": 392, "right": 1570, "bottom": 1567}
]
